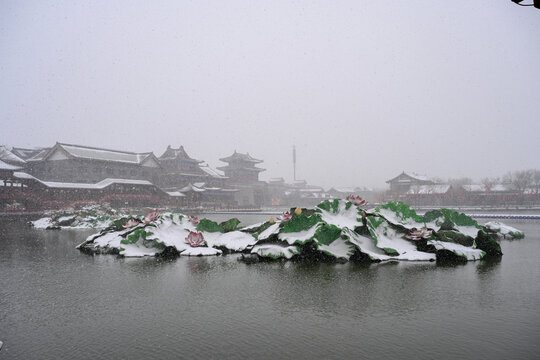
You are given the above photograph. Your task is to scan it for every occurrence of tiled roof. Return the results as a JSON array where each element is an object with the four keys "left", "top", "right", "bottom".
[
  {"left": 47, "top": 143, "right": 157, "bottom": 165},
  {"left": 219, "top": 151, "right": 263, "bottom": 163}
]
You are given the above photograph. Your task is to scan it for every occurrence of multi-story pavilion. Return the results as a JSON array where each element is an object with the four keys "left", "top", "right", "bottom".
[
  {"left": 158, "top": 145, "right": 226, "bottom": 188},
  {"left": 218, "top": 151, "right": 265, "bottom": 184}
]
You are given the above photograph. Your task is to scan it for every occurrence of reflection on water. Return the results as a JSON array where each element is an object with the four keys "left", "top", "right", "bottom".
[{"left": 0, "top": 219, "right": 539, "bottom": 360}]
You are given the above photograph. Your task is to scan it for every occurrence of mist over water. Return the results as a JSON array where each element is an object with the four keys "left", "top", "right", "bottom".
[{"left": 1, "top": 1, "right": 539, "bottom": 188}]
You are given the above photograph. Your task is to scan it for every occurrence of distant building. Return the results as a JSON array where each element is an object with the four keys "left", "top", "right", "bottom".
[
  {"left": 25, "top": 142, "right": 162, "bottom": 184},
  {"left": 386, "top": 171, "right": 435, "bottom": 194},
  {"left": 0, "top": 146, "right": 28, "bottom": 166},
  {"left": 158, "top": 145, "right": 226, "bottom": 188},
  {"left": 218, "top": 151, "right": 265, "bottom": 184},
  {"left": 218, "top": 151, "right": 266, "bottom": 207}
]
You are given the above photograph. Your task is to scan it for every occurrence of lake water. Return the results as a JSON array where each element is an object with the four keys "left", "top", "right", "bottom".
[{"left": 1, "top": 216, "right": 539, "bottom": 359}]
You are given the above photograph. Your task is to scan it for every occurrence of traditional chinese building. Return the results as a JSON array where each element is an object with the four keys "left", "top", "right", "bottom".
[
  {"left": 24, "top": 142, "right": 162, "bottom": 184},
  {"left": 386, "top": 171, "right": 435, "bottom": 194},
  {"left": 217, "top": 151, "right": 266, "bottom": 207},
  {"left": 158, "top": 145, "right": 226, "bottom": 188},
  {"left": 218, "top": 151, "right": 265, "bottom": 184}
]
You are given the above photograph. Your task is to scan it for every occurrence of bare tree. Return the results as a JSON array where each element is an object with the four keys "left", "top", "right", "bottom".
[
  {"left": 531, "top": 169, "right": 540, "bottom": 200},
  {"left": 481, "top": 177, "right": 499, "bottom": 192},
  {"left": 512, "top": 170, "right": 533, "bottom": 195},
  {"left": 502, "top": 171, "right": 513, "bottom": 185},
  {"left": 448, "top": 177, "right": 473, "bottom": 186}
]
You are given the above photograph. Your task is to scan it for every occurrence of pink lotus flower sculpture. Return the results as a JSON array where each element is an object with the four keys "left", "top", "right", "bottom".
[
  {"left": 185, "top": 231, "right": 206, "bottom": 247},
  {"left": 346, "top": 195, "right": 368, "bottom": 207},
  {"left": 189, "top": 216, "right": 199, "bottom": 225},
  {"left": 144, "top": 209, "right": 159, "bottom": 223},
  {"left": 405, "top": 227, "right": 433, "bottom": 241},
  {"left": 277, "top": 211, "right": 292, "bottom": 222},
  {"left": 124, "top": 219, "right": 140, "bottom": 228}
]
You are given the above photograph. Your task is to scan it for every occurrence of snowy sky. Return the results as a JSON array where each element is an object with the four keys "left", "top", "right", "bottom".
[{"left": 1, "top": 0, "right": 539, "bottom": 189}]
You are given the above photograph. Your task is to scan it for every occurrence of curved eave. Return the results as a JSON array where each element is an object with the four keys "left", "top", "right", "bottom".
[{"left": 217, "top": 166, "right": 265, "bottom": 172}]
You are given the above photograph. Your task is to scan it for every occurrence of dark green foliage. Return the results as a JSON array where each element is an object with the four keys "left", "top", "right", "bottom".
[
  {"left": 291, "top": 207, "right": 318, "bottom": 217},
  {"left": 436, "top": 230, "right": 474, "bottom": 247},
  {"left": 316, "top": 199, "right": 340, "bottom": 213},
  {"left": 475, "top": 230, "right": 503, "bottom": 256},
  {"left": 197, "top": 219, "right": 224, "bottom": 233},
  {"left": 440, "top": 209, "right": 479, "bottom": 227},
  {"left": 281, "top": 214, "right": 321, "bottom": 233},
  {"left": 382, "top": 247, "right": 399, "bottom": 256},
  {"left": 438, "top": 218, "right": 455, "bottom": 231},
  {"left": 219, "top": 218, "right": 241, "bottom": 232},
  {"left": 314, "top": 223, "right": 342, "bottom": 245},
  {"left": 423, "top": 210, "right": 444, "bottom": 223},
  {"left": 242, "top": 221, "right": 274, "bottom": 235},
  {"left": 105, "top": 217, "right": 133, "bottom": 232},
  {"left": 436, "top": 249, "right": 468, "bottom": 264},
  {"left": 121, "top": 228, "right": 148, "bottom": 245},
  {"left": 378, "top": 202, "right": 424, "bottom": 223}
]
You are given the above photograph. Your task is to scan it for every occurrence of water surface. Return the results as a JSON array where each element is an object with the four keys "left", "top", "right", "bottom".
[{"left": 1, "top": 218, "right": 539, "bottom": 359}]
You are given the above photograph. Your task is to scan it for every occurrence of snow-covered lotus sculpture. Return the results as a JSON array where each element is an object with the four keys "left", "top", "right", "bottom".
[
  {"left": 346, "top": 195, "right": 368, "bottom": 207},
  {"left": 77, "top": 199, "right": 517, "bottom": 264},
  {"left": 185, "top": 231, "right": 206, "bottom": 247},
  {"left": 31, "top": 203, "right": 125, "bottom": 229}
]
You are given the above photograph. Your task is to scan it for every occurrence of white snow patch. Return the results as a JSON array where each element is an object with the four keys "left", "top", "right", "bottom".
[
  {"left": 258, "top": 223, "right": 280, "bottom": 240},
  {"left": 484, "top": 221, "right": 524, "bottom": 238},
  {"left": 428, "top": 240, "right": 485, "bottom": 260},
  {"left": 318, "top": 238, "right": 355, "bottom": 260},
  {"left": 318, "top": 202, "right": 361, "bottom": 229},
  {"left": 278, "top": 225, "right": 318, "bottom": 245},
  {"left": 343, "top": 229, "right": 391, "bottom": 261},
  {"left": 454, "top": 225, "right": 481, "bottom": 238},
  {"left": 204, "top": 231, "right": 256, "bottom": 251},
  {"left": 32, "top": 217, "right": 54, "bottom": 229},
  {"left": 376, "top": 208, "right": 424, "bottom": 230},
  {"left": 370, "top": 221, "right": 436, "bottom": 261},
  {"left": 251, "top": 244, "right": 299, "bottom": 259},
  {"left": 180, "top": 247, "right": 222, "bottom": 256}
]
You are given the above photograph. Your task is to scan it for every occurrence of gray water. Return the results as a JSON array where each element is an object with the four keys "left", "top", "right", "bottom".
[{"left": 1, "top": 217, "right": 539, "bottom": 359}]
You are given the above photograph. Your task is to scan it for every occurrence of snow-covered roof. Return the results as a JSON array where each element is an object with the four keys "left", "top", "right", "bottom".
[
  {"left": 386, "top": 171, "right": 433, "bottom": 184},
  {"left": 219, "top": 151, "right": 263, "bottom": 163},
  {"left": 328, "top": 187, "right": 357, "bottom": 194},
  {"left": 268, "top": 177, "right": 285, "bottom": 184},
  {"left": 12, "top": 172, "right": 155, "bottom": 189},
  {"left": 159, "top": 145, "right": 202, "bottom": 163},
  {"left": 25, "top": 148, "right": 51, "bottom": 161},
  {"left": 13, "top": 171, "right": 36, "bottom": 180},
  {"left": 199, "top": 162, "right": 227, "bottom": 179},
  {"left": 407, "top": 184, "right": 451, "bottom": 194},
  {"left": 0, "top": 146, "right": 26, "bottom": 164},
  {"left": 0, "top": 159, "right": 22, "bottom": 171},
  {"left": 166, "top": 191, "right": 186, "bottom": 197},
  {"left": 43, "top": 142, "right": 158, "bottom": 165},
  {"left": 299, "top": 188, "right": 325, "bottom": 193},
  {"left": 179, "top": 183, "right": 206, "bottom": 193}
]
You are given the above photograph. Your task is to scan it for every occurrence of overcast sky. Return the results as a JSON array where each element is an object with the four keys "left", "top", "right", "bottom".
[{"left": 1, "top": 1, "right": 539, "bottom": 189}]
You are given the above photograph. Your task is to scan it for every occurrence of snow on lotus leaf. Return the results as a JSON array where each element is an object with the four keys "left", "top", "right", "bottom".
[
  {"left": 74, "top": 200, "right": 514, "bottom": 263},
  {"left": 251, "top": 244, "right": 300, "bottom": 259},
  {"left": 484, "top": 221, "right": 525, "bottom": 239}
]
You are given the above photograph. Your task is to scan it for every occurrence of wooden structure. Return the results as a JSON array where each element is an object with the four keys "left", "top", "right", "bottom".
[
  {"left": 218, "top": 151, "right": 265, "bottom": 184},
  {"left": 386, "top": 172, "right": 434, "bottom": 194}
]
